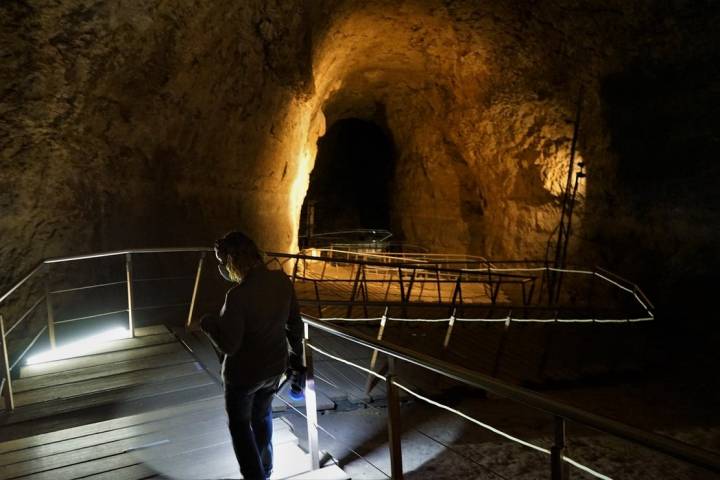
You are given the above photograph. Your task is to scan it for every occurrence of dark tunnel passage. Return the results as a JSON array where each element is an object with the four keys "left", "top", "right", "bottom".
[{"left": 300, "top": 118, "right": 396, "bottom": 245}]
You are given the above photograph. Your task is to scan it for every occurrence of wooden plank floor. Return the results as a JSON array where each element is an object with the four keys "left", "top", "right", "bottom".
[
  {"left": 0, "top": 396, "right": 347, "bottom": 479},
  {"left": 0, "top": 325, "right": 222, "bottom": 436},
  {"left": 0, "top": 324, "right": 347, "bottom": 480}
]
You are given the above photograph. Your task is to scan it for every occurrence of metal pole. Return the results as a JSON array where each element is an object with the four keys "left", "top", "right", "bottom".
[
  {"left": 435, "top": 270, "right": 442, "bottom": 304},
  {"left": 125, "top": 253, "right": 135, "bottom": 338},
  {"left": 386, "top": 357, "right": 404, "bottom": 479},
  {"left": 313, "top": 280, "right": 322, "bottom": 317},
  {"left": 443, "top": 308, "right": 457, "bottom": 350},
  {"left": 292, "top": 256, "right": 299, "bottom": 284},
  {"left": 365, "top": 307, "right": 388, "bottom": 393},
  {"left": 347, "top": 265, "right": 363, "bottom": 317},
  {"left": 45, "top": 266, "right": 56, "bottom": 349},
  {"left": 186, "top": 252, "right": 206, "bottom": 329},
  {"left": 551, "top": 416, "right": 567, "bottom": 480},
  {"left": 0, "top": 315, "right": 14, "bottom": 411},
  {"left": 303, "top": 324, "right": 320, "bottom": 470}
]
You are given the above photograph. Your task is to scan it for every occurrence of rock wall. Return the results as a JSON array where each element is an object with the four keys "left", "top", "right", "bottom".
[{"left": 2, "top": 0, "right": 719, "bottom": 316}]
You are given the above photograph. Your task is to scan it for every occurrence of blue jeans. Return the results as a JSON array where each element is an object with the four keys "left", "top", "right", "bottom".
[{"left": 225, "top": 375, "right": 281, "bottom": 479}]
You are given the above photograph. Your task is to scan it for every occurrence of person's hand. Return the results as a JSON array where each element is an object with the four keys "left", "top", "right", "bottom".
[
  {"left": 286, "top": 366, "right": 307, "bottom": 400},
  {"left": 187, "top": 313, "right": 215, "bottom": 333}
]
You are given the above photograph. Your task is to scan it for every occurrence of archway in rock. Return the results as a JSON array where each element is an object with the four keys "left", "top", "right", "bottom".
[{"left": 299, "top": 118, "right": 395, "bottom": 246}]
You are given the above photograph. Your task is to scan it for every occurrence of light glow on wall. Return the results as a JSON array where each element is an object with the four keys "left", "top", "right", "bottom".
[
  {"left": 290, "top": 148, "right": 312, "bottom": 247},
  {"left": 25, "top": 327, "right": 131, "bottom": 365}
]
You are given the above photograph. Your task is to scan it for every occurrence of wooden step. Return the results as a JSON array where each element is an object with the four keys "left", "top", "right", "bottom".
[
  {"left": 288, "top": 464, "right": 350, "bottom": 479},
  {"left": 0, "top": 372, "right": 219, "bottom": 428},
  {"left": 0, "top": 399, "right": 237, "bottom": 466},
  {"left": 19, "top": 338, "right": 180, "bottom": 379},
  {"left": 14, "top": 362, "right": 204, "bottom": 408},
  {"left": 13, "top": 350, "right": 193, "bottom": 393},
  {"left": 0, "top": 413, "right": 296, "bottom": 480},
  {"left": 0, "top": 396, "right": 223, "bottom": 454}
]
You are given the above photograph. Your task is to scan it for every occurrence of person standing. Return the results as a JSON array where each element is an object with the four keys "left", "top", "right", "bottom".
[{"left": 198, "top": 231, "right": 304, "bottom": 479}]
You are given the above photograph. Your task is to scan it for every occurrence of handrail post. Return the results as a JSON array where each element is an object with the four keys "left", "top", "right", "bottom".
[
  {"left": 0, "top": 315, "right": 14, "bottom": 411},
  {"left": 347, "top": 264, "right": 363, "bottom": 317},
  {"left": 125, "top": 253, "right": 135, "bottom": 338},
  {"left": 186, "top": 252, "right": 206, "bottom": 329},
  {"left": 386, "top": 357, "right": 404, "bottom": 479},
  {"left": 551, "top": 416, "right": 568, "bottom": 480},
  {"left": 443, "top": 308, "right": 457, "bottom": 350},
  {"left": 365, "top": 307, "right": 388, "bottom": 393},
  {"left": 303, "top": 324, "right": 320, "bottom": 470},
  {"left": 291, "top": 256, "right": 299, "bottom": 284},
  {"left": 45, "top": 265, "right": 56, "bottom": 349}
]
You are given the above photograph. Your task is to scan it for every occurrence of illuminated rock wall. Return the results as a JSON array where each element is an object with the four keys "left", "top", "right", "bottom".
[{"left": 2, "top": 1, "right": 718, "bottom": 310}]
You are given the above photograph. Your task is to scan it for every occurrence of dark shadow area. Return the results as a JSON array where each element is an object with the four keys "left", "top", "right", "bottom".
[
  {"left": 602, "top": 56, "right": 720, "bottom": 207},
  {"left": 300, "top": 118, "right": 395, "bottom": 243},
  {"left": 598, "top": 52, "right": 720, "bottom": 327}
]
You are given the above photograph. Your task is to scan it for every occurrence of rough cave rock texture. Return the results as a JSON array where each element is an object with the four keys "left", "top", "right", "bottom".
[{"left": 2, "top": 0, "right": 719, "bottom": 312}]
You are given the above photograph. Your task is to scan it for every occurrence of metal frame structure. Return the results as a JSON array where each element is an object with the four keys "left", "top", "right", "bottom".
[
  {"left": 0, "top": 247, "right": 653, "bottom": 414},
  {"left": 0, "top": 246, "right": 710, "bottom": 478}
]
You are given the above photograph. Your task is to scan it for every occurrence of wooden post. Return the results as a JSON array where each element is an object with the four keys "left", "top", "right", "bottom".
[
  {"left": 125, "top": 253, "right": 135, "bottom": 338},
  {"left": 551, "top": 416, "right": 568, "bottom": 480},
  {"left": 186, "top": 252, "right": 206, "bottom": 329},
  {"left": 386, "top": 357, "right": 404, "bottom": 479},
  {"left": 0, "top": 315, "right": 14, "bottom": 411},
  {"left": 303, "top": 324, "right": 320, "bottom": 470},
  {"left": 45, "top": 266, "right": 56, "bottom": 349}
]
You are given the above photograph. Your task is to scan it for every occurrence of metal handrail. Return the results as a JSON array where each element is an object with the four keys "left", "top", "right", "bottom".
[
  {"left": 0, "top": 246, "right": 654, "bottom": 412},
  {"left": 301, "top": 314, "right": 720, "bottom": 476}
]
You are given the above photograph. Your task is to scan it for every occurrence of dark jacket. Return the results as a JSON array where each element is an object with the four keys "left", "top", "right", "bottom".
[{"left": 201, "top": 265, "right": 304, "bottom": 386}]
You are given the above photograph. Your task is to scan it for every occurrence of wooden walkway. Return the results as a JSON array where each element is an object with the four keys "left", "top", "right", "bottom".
[{"left": 0, "top": 325, "right": 347, "bottom": 479}]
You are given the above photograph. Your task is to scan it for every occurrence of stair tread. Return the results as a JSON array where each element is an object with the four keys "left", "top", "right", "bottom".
[
  {"left": 287, "top": 464, "right": 350, "bottom": 480},
  {"left": 19, "top": 335, "right": 180, "bottom": 378},
  {"left": 15, "top": 361, "right": 204, "bottom": 407},
  {"left": 13, "top": 350, "right": 193, "bottom": 393}
]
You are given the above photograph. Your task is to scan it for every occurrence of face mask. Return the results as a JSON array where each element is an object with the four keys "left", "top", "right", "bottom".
[{"left": 218, "top": 263, "right": 233, "bottom": 282}]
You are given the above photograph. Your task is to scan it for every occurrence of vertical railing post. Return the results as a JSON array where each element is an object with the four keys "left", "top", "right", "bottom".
[
  {"left": 45, "top": 265, "right": 56, "bottom": 349},
  {"left": 492, "top": 311, "right": 511, "bottom": 377},
  {"left": 443, "top": 308, "right": 457, "bottom": 350},
  {"left": 365, "top": 307, "right": 388, "bottom": 393},
  {"left": 303, "top": 323, "right": 320, "bottom": 470},
  {"left": 186, "top": 252, "right": 206, "bottom": 329},
  {"left": 291, "top": 256, "right": 300, "bottom": 284},
  {"left": 313, "top": 280, "right": 322, "bottom": 317},
  {"left": 551, "top": 416, "right": 568, "bottom": 480},
  {"left": 386, "top": 357, "right": 404, "bottom": 479},
  {"left": 125, "top": 253, "right": 135, "bottom": 338},
  {"left": 435, "top": 269, "right": 442, "bottom": 304},
  {"left": 347, "top": 264, "right": 363, "bottom": 317},
  {"left": 0, "top": 315, "right": 14, "bottom": 411}
]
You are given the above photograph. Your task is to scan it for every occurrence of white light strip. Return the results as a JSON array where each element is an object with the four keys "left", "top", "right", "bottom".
[
  {"left": 25, "top": 327, "right": 131, "bottom": 365},
  {"left": 456, "top": 317, "right": 511, "bottom": 323},
  {"left": 387, "top": 317, "right": 450, "bottom": 323},
  {"left": 307, "top": 344, "right": 385, "bottom": 380},
  {"left": 322, "top": 316, "right": 653, "bottom": 324},
  {"left": 594, "top": 273, "right": 634, "bottom": 294},
  {"left": 321, "top": 317, "right": 383, "bottom": 322}
]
